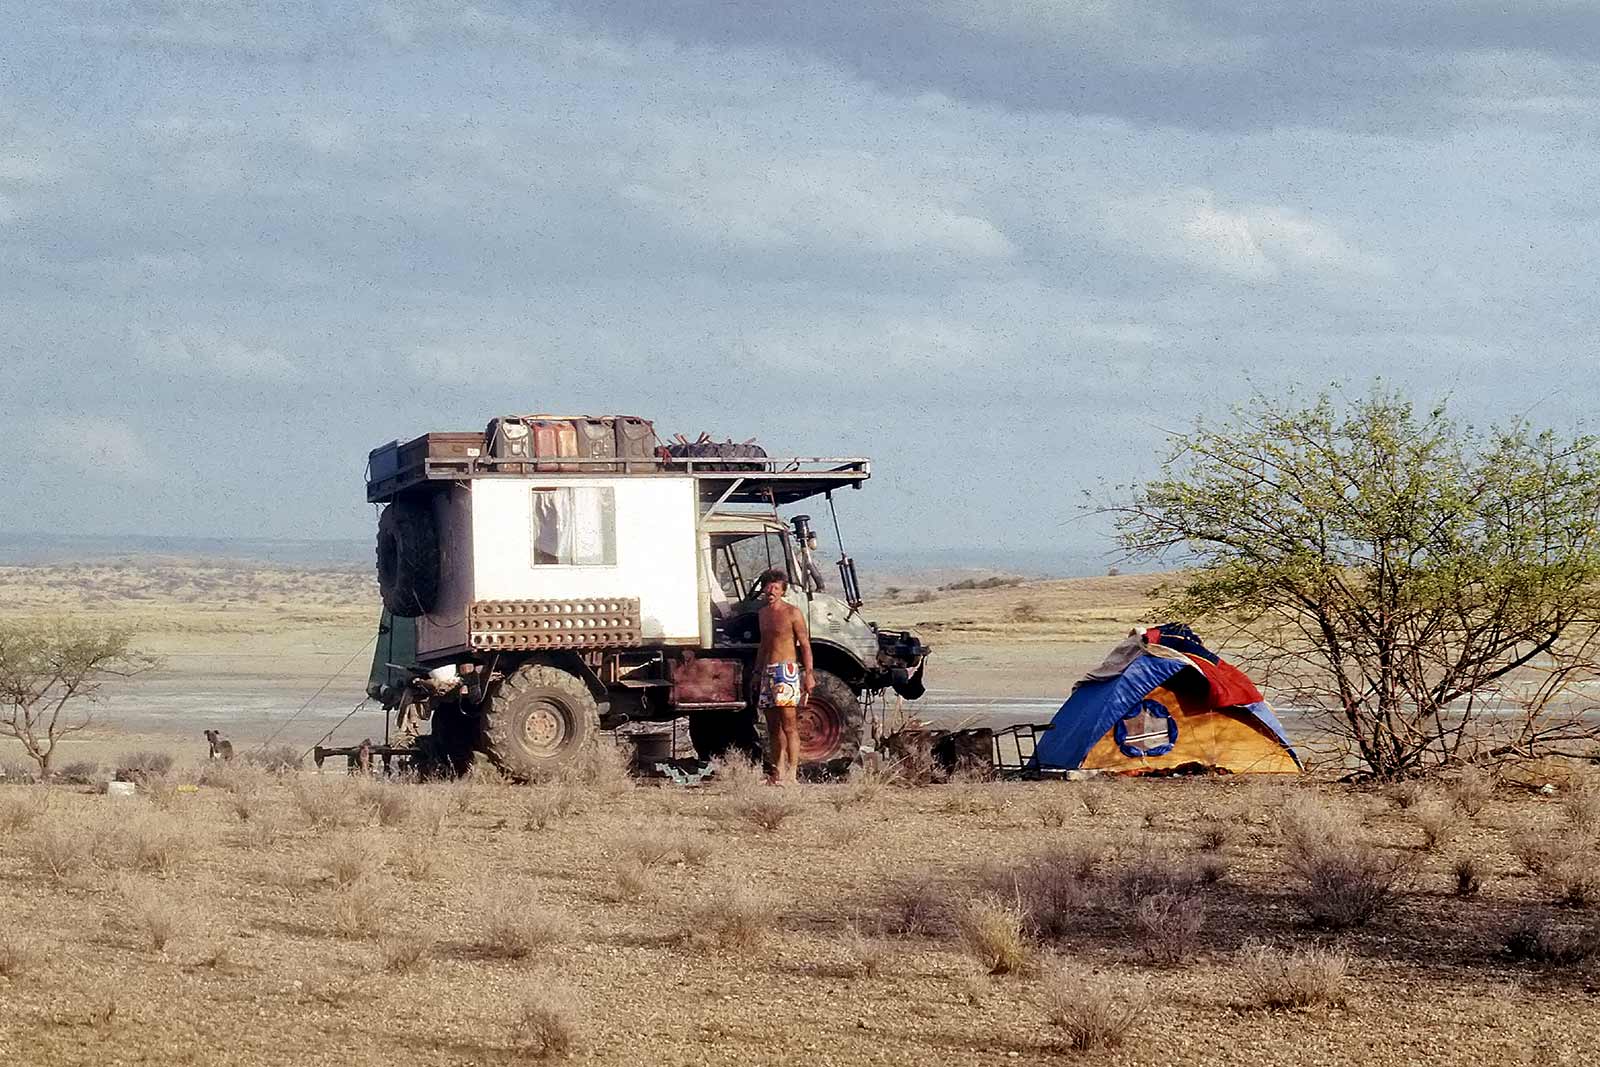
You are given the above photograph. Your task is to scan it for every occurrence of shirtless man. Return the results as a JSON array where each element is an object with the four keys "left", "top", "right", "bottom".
[{"left": 754, "top": 567, "right": 814, "bottom": 785}]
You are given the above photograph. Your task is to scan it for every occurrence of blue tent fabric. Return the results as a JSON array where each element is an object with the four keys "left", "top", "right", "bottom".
[
  {"left": 1034, "top": 655, "right": 1191, "bottom": 769},
  {"left": 1242, "top": 701, "right": 1301, "bottom": 765}
]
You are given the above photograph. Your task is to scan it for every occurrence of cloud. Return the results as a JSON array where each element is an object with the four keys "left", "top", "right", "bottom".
[
  {"left": 1099, "top": 190, "right": 1392, "bottom": 283},
  {"left": 133, "top": 327, "right": 304, "bottom": 382},
  {"left": 24, "top": 417, "right": 160, "bottom": 483}
]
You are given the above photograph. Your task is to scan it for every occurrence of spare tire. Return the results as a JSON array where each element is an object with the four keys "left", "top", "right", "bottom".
[
  {"left": 376, "top": 498, "right": 440, "bottom": 617},
  {"left": 664, "top": 439, "right": 769, "bottom": 472}
]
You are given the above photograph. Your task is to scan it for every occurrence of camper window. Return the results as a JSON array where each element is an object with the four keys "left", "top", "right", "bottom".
[{"left": 530, "top": 487, "right": 617, "bottom": 566}]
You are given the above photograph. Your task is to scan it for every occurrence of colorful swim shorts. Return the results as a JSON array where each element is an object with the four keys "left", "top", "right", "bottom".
[{"left": 759, "top": 662, "right": 801, "bottom": 709}]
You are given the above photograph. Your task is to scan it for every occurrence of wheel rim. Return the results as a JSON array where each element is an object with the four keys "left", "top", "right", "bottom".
[
  {"left": 521, "top": 699, "right": 571, "bottom": 758},
  {"left": 796, "top": 699, "right": 845, "bottom": 763}
]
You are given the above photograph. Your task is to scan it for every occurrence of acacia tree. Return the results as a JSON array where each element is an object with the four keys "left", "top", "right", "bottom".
[
  {"left": 1110, "top": 389, "right": 1600, "bottom": 777},
  {"left": 0, "top": 620, "right": 154, "bottom": 775}
]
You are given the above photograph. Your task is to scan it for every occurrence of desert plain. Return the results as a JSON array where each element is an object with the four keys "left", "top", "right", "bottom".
[{"left": 1, "top": 560, "right": 1597, "bottom": 1066}]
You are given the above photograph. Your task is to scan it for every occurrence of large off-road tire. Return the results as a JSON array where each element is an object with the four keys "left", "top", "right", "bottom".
[
  {"left": 754, "top": 669, "right": 863, "bottom": 770},
  {"left": 376, "top": 499, "right": 440, "bottom": 618},
  {"left": 481, "top": 663, "right": 599, "bottom": 780}
]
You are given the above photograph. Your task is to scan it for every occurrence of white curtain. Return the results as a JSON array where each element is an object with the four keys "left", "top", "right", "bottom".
[{"left": 532, "top": 488, "right": 613, "bottom": 565}]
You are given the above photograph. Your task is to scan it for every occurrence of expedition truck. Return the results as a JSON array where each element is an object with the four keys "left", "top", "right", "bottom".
[{"left": 360, "top": 415, "right": 930, "bottom": 780}]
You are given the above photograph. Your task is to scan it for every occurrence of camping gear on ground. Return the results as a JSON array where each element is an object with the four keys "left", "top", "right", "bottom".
[{"left": 1033, "top": 624, "right": 1300, "bottom": 775}]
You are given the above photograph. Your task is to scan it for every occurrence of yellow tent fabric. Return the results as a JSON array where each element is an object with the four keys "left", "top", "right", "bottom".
[{"left": 1078, "top": 676, "right": 1300, "bottom": 775}]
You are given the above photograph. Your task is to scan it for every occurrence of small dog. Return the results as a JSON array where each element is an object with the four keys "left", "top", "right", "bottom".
[{"left": 203, "top": 729, "right": 234, "bottom": 761}]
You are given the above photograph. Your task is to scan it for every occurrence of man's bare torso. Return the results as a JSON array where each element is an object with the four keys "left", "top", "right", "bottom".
[{"left": 757, "top": 599, "right": 805, "bottom": 667}]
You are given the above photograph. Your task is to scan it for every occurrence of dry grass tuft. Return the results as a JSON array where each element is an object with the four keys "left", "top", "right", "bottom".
[
  {"left": 1388, "top": 780, "right": 1427, "bottom": 811},
  {"left": 1133, "top": 890, "right": 1206, "bottom": 965},
  {"left": 1238, "top": 943, "right": 1349, "bottom": 1009},
  {"left": 1511, "top": 824, "right": 1568, "bottom": 876},
  {"left": 826, "top": 812, "right": 872, "bottom": 846},
  {"left": 1279, "top": 797, "right": 1406, "bottom": 929},
  {"left": 1447, "top": 765, "right": 1496, "bottom": 815},
  {"left": 0, "top": 934, "right": 36, "bottom": 977},
  {"left": 512, "top": 990, "right": 581, "bottom": 1059},
  {"left": 683, "top": 888, "right": 769, "bottom": 954},
  {"left": 367, "top": 783, "right": 413, "bottom": 828},
  {"left": 480, "top": 891, "right": 575, "bottom": 959},
  {"left": 293, "top": 779, "right": 364, "bottom": 830},
  {"left": 987, "top": 842, "right": 1102, "bottom": 941},
  {"left": 1043, "top": 965, "right": 1143, "bottom": 1052},
  {"left": 609, "top": 859, "right": 654, "bottom": 903},
  {"left": 331, "top": 876, "right": 389, "bottom": 939},
  {"left": 321, "top": 832, "right": 388, "bottom": 887},
  {"left": 31, "top": 822, "right": 94, "bottom": 883},
  {"left": 732, "top": 791, "right": 803, "bottom": 832},
  {"left": 1504, "top": 911, "right": 1600, "bottom": 964},
  {"left": 1194, "top": 814, "right": 1236, "bottom": 852},
  {"left": 1078, "top": 782, "right": 1113, "bottom": 816},
  {"left": 113, "top": 815, "right": 194, "bottom": 875},
  {"left": 1563, "top": 777, "right": 1600, "bottom": 833},
  {"left": 1414, "top": 796, "right": 1462, "bottom": 852},
  {"left": 117, "top": 876, "right": 185, "bottom": 952},
  {"left": 521, "top": 784, "right": 582, "bottom": 831},
  {"left": 0, "top": 791, "right": 49, "bottom": 833},
  {"left": 1538, "top": 854, "right": 1600, "bottom": 907},
  {"left": 378, "top": 929, "right": 434, "bottom": 974},
  {"left": 955, "top": 896, "right": 1031, "bottom": 976},
  {"left": 842, "top": 925, "right": 888, "bottom": 979},
  {"left": 619, "top": 829, "right": 679, "bottom": 868},
  {"left": 1452, "top": 855, "right": 1485, "bottom": 898},
  {"left": 393, "top": 839, "right": 441, "bottom": 882},
  {"left": 881, "top": 872, "right": 955, "bottom": 937},
  {"left": 1034, "top": 795, "right": 1074, "bottom": 828},
  {"left": 413, "top": 792, "right": 450, "bottom": 836},
  {"left": 710, "top": 753, "right": 767, "bottom": 793},
  {"left": 567, "top": 743, "right": 634, "bottom": 799}
]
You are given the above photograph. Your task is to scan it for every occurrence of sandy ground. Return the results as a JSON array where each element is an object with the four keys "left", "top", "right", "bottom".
[{"left": 0, "top": 562, "right": 1162, "bottom": 769}]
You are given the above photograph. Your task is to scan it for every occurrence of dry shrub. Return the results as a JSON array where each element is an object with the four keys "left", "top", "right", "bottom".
[
  {"left": 1511, "top": 824, "right": 1568, "bottom": 875},
  {"left": 1504, "top": 911, "right": 1600, "bottom": 964},
  {"left": 331, "top": 876, "right": 388, "bottom": 939},
  {"left": 1194, "top": 815, "right": 1236, "bottom": 852},
  {"left": 957, "top": 896, "right": 1031, "bottom": 976},
  {"left": 1034, "top": 794, "right": 1074, "bottom": 829},
  {"left": 1044, "top": 965, "right": 1143, "bottom": 1052},
  {"left": 114, "top": 751, "right": 174, "bottom": 780},
  {"left": 480, "top": 891, "right": 574, "bottom": 959},
  {"left": 1133, "top": 890, "right": 1206, "bottom": 965},
  {"left": 566, "top": 742, "right": 633, "bottom": 799},
  {"left": 827, "top": 812, "right": 872, "bottom": 846},
  {"left": 226, "top": 787, "right": 261, "bottom": 824},
  {"left": 367, "top": 783, "right": 412, "bottom": 828},
  {"left": 239, "top": 745, "right": 301, "bottom": 773},
  {"left": 1448, "top": 765, "right": 1496, "bottom": 815},
  {"left": 679, "top": 835, "right": 715, "bottom": 867},
  {"left": 31, "top": 823, "right": 94, "bottom": 883},
  {"left": 1238, "top": 943, "right": 1349, "bottom": 1009},
  {"left": 962, "top": 974, "right": 990, "bottom": 1006},
  {"left": 620, "top": 829, "right": 678, "bottom": 868},
  {"left": 1079, "top": 781, "right": 1113, "bottom": 816},
  {"left": 413, "top": 793, "right": 450, "bottom": 836},
  {"left": 710, "top": 753, "right": 767, "bottom": 793},
  {"left": 1195, "top": 855, "right": 1230, "bottom": 886},
  {"left": 1414, "top": 797, "right": 1462, "bottom": 852},
  {"left": 843, "top": 925, "right": 887, "bottom": 979},
  {"left": 1277, "top": 793, "right": 1351, "bottom": 856},
  {"left": 1287, "top": 839, "right": 1407, "bottom": 929},
  {"left": 378, "top": 929, "right": 433, "bottom": 974},
  {"left": 0, "top": 934, "right": 36, "bottom": 977},
  {"left": 989, "top": 841, "right": 1103, "bottom": 941},
  {"left": 119, "top": 815, "right": 193, "bottom": 875},
  {"left": 1389, "top": 781, "right": 1427, "bottom": 811},
  {"left": 1538, "top": 853, "right": 1600, "bottom": 907},
  {"left": 881, "top": 872, "right": 955, "bottom": 937},
  {"left": 1563, "top": 777, "right": 1600, "bottom": 833},
  {"left": 138, "top": 773, "right": 183, "bottom": 811},
  {"left": 881, "top": 731, "right": 941, "bottom": 786},
  {"left": 609, "top": 860, "right": 654, "bottom": 903},
  {"left": 733, "top": 791, "right": 802, "bottom": 832},
  {"left": 322, "top": 832, "right": 388, "bottom": 888},
  {"left": 830, "top": 765, "right": 888, "bottom": 810},
  {"left": 683, "top": 888, "right": 769, "bottom": 954},
  {"left": 1453, "top": 855, "right": 1485, "bottom": 898},
  {"left": 56, "top": 760, "right": 100, "bottom": 785},
  {"left": 117, "top": 876, "right": 185, "bottom": 952},
  {"left": 394, "top": 839, "right": 440, "bottom": 882},
  {"left": 0, "top": 791, "right": 48, "bottom": 833},
  {"left": 521, "top": 784, "right": 581, "bottom": 831},
  {"left": 1111, "top": 848, "right": 1200, "bottom": 908},
  {"left": 243, "top": 814, "right": 282, "bottom": 850},
  {"left": 513, "top": 990, "right": 580, "bottom": 1060},
  {"left": 293, "top": 779, "right": 363, "bottom": 830}
]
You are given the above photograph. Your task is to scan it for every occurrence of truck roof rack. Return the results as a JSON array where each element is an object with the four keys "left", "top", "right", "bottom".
[{"left": 366, "top": 447, "right": 869, "bottom": 506}]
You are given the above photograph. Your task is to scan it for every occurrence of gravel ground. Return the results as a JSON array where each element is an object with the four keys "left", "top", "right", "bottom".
[{"left": 2, "top": 766, "right": 1598, "bottom": 1066}]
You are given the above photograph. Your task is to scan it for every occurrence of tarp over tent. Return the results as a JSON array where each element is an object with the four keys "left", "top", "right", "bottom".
[{"left": 1033, "top": 624, "right": 1300, "bottom": 775}]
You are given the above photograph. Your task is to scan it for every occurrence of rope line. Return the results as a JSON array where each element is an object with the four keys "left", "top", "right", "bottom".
[
  {"left": 254, "top": 631, "right": 379, "bottom": 753},
  {"left": 301, "top": 696, "right": 373, "bottom": 765}
]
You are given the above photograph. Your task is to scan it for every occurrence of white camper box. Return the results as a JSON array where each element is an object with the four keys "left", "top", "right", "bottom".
[{"left": 416, "top": 474, "right": 701, "bottom": 661}]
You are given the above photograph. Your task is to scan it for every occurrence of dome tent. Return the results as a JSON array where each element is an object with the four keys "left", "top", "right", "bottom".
[{"left": 1033, "top": 624, "right": 1300, "bottom": 775}]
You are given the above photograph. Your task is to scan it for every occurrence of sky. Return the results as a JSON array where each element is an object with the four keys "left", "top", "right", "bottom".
[{"left": 2, "top": 1, "right": 1597, "bottom": 568}]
